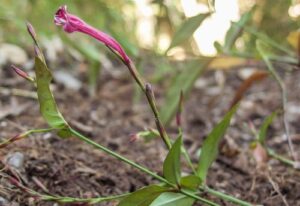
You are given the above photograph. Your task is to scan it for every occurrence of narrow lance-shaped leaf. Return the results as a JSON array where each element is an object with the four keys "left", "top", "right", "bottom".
[
  {"left": 163, "top": 136, "right": 182, "bottom": 185},
  {"left": 160, "top": 58, "right": 213, "bottom": 125},
  {"left": 241, "top": 24, "right": 295, "bottom": 56},
  {"left": 167, "top": 13, "right": 210, "bottom": 51},
  {"left": 258, "top": 111, "right": 278, "bottom": 145},
  {"left": 197, "top": 104, "right": 238, "bottom": 182},
  {"left": 223, "top": 6, "right": 255, "bottom": 53},
  {"left": 256, "top": 39, "right": 273, "bottom": 59},
  {"left": 34, "top": 57, "right": 69, "bottom": 134},
  {"left": 117, "top": 185, "right": 168, "bottom": 206},
  {"left": 150, "top": 192, "right": 194, "bottom": 206}
]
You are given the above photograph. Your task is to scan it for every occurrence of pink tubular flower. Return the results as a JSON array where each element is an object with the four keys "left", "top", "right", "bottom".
[{"left": 54, "top": 5, "right": 130, "bottom": 64}]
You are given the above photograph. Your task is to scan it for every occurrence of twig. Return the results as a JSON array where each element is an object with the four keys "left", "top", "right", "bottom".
[
  {"left": 0, "top": 86, "right": 37, "bottom": 99},
  {"left": 8, "top": 176, "right": 128, "bottom": 205},
  {"left": 259, "top": 55, "right": 297, "bottom": 161},
  {"left": 267, "top": 148, "right": 299, "bottom": 169},
  {"left": 256, "top": 41, "right": 297, "bottom": 161},
  {"left": 266, "top": 171, "right": 289, "bottom": 206}
]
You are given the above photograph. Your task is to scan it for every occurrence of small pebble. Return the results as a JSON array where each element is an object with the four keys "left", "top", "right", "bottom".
[
  {"left": 6, "top": 152, "right": 25, "bottom": 169},
  {"left": 237, "top": 67, "right": 256, "bottom": 80},
  {"left": 53, "top": 70, "right": 82, "bottom": 91},
  {"left": 0, "top": 197, "right": 8, "bottom": 206},
  {"left": 0, "top": 43, "right": 28, "bottom": 65}
]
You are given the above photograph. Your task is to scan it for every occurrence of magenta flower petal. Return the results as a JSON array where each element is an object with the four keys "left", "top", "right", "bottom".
[{"left": 54, "top": 5, "right": 130, "bottom": 64}]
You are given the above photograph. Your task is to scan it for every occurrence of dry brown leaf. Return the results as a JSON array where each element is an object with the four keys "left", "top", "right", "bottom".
[{"left": 230, "top": 71, "right": 268, "bottom": 108}]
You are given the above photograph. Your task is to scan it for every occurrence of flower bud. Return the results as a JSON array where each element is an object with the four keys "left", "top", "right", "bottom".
[
  {"left": 11, "top": 65, "right": 35, "bottom": 82},
  {"left": 26, "top": 22, "right": 37, "bottom": 42}
]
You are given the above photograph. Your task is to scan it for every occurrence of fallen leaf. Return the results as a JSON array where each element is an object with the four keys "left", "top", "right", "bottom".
[
  {"left": 209, "top": 56, "right": 247, "bottom": 70},
  {"left": 230, "top": 71, "right": 268, "bottom": 108}
]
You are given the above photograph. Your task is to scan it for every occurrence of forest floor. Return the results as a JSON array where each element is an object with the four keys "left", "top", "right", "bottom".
[{"left": 0, "top": 58, "right": 300, "bottom": 206}]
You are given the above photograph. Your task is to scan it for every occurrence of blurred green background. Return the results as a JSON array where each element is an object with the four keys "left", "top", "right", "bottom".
[
  {"left": 1, "top": 0, "right": 300, "bottom": 124},
  {"left": 0, "top": 0, "right": 299, "bottom": 56}
]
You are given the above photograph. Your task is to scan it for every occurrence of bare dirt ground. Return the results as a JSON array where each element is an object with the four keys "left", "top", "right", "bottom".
[{"left": 0, "top": 59, "right": 300, "bottom": 206}]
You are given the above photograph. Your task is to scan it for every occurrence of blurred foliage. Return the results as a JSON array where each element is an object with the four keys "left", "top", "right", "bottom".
[
  {"left": 1, "top": 0, "right": 300, "bottom": 56},
  {"left": 2, "top": 0, "right": 300, "bottom": 124},
  {"left": 254, "top": 0, "right": 295, "bottom": 41},
  {"left": 235, "top": 0, "right": 299, "bottom": 54}
]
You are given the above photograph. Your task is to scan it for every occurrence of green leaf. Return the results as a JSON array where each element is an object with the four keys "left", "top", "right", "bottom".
[
  {"left": 180, "top": 175, "right": 201, "bottom": 190},
  {"left": 256, "top": 40, "right": 274, "bottom": 59},
  {"left": 117, "top": 185, "right": 168, "bottom": 206},
  {"left": 197, "top": 104, "right": 238, "bottom": 182},
  {"left": 34, "top": 57, "right": 69, "bottom": 135},
  {"left": 150, "top": 192, "right": 194, "bottom": 206},
  {"left": 167, "top": 13, "right": 210, "bottom": 51},
  {"left": 138, "top": 129, "right": 160, "bottom": 142},
  {"left": 258, "top": 111, "right": 278, "bottom": 145},
  {"left": 242, "top": 25, "right": 295, "bottom": 56},
  {"left": 163, "top": 136, "right": 182, "bottom": 185},
  {"left": 223, "top": 7, "right": 254, "bottom": 53},
  {"left": 160, "top": 58, "right": 213, "bottom": 125}
]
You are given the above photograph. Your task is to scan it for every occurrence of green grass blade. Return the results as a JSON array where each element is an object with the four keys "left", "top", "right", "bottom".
[
  {"left": 241, "top": 24, "right": 295, "bottom": 56},
  {"left": 223, "top": 6, "right": 255, "bottom": 52},
  {"left": 167, "top": 13, "right": 210, "bottom": 52},
  {"left": 258, "top": 111, "right": 278, "bottom": 145},
  {"left": 197, "top": 105, "right": 238, "bottom": 182}
]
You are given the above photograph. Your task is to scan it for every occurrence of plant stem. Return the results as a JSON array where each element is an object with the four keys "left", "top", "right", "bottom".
[
  {"left": 69, "top": 127, "right": 168, "bottom": 184},
  {"left": 110, "top": 50, "right": 172, "bottom": 150},
  {"left": 26, "top": 128, "right": 57, "bottom": 135},
  {"left": 69, "top": 127, "right": 218, "bottom": 206},
  {"left": 10, "top": 176, "right": 128, "bottom": 204},
  {"left": 145, "top": 83, "right": 172, "bottom": 149},
  {"left": 127, "top": 62, "right": 146, "bottom": 93},
  {"left": 180, "top": 189, "right": 220, "bottom": 206},
  {"left": 267, "top": 148, "right": 296, "bottom": 167},
  {"left": 0, "top": 128, "right": 56, "bottom": 148},
  {"left": 263, "top": 57, "right": 297, "bottom": 161},
  {"left": 125, "top": 56, "right": 172, "bottom": 150},
  {"left": 201, "top": 186, "right": 255, "bottom": 206},
  {"left": 41, "top": 193, "right": 128, "bottom": 204}
]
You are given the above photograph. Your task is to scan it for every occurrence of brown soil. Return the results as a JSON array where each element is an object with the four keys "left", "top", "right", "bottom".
[{"left": 0, "top": 61, "right": 300, "bottom": 206}]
